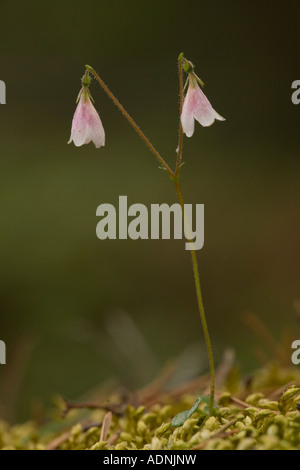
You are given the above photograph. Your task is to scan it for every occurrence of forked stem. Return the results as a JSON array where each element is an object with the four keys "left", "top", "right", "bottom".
[{"left": 86, "top": 59, "right": 215, "bottom": 415}]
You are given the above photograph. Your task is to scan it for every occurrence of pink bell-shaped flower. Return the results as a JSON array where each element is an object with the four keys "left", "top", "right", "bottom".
[
  {"left": 181, "top": 76, "right": 225, "bottom": 136},
  {"left": 68, "top": 88, "right": 105, "bottom": 148}
]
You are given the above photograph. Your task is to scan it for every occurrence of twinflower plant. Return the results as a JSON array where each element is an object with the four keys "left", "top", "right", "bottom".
[{"left": 68, "top": 54, "right": 225, "bottom": 416}]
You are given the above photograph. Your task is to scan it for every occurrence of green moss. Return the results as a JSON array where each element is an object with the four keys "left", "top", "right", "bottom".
[{"left": 2, "top": 363, "right": 300, "bottom": 450}]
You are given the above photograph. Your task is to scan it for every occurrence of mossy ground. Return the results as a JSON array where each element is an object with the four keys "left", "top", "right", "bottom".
[{"left": 1, "top": 362, "right": 300, "bottom": 450}]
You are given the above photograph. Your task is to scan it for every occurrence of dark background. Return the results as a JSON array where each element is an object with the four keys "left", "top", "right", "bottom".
[{"left": 0, "top": 0, "right": 299, "bottom": 421}]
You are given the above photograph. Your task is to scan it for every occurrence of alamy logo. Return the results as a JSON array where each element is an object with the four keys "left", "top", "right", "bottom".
[
  {"left": 0, "top": 340, "right": 6, "bottom": 364},
  {"left": 96, "top": 196, "right": 204, "bottom": 250},
  {"left": 291, "top": 80, "right": 300, "bottom": 105},
  {"left": 0, "top": 80, "right": 6, "bottom": 104},
  {"left": 291, "top": 340, "right": 300, "bottom": 365}
]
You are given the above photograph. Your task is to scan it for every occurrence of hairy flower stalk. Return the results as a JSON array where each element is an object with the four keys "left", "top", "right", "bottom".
[{"left": 70, "top": 56, "right": 225, "bottom": 416}]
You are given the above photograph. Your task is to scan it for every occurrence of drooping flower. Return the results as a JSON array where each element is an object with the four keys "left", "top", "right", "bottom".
[
  {"left": 68, "top": 88, "right": 105, "bottom": 148},
  {"left": 181, "top": 75, "right": 225, "bottom": 137}
]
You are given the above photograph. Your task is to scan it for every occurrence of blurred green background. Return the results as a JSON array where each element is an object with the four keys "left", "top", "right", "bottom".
[{"left": 0, "top": 0, "right": 299, "bottom": 421}]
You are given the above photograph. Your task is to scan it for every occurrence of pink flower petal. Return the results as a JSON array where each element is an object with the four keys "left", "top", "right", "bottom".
[
  {"left": 181, "top": 79, "right": 225, "bottom": 136},
  {"left": 68, "top": 91, "right": 105, "bottom": 148},
  {"left": 181, "top": 87, "right": 196, "bottom": 137}
]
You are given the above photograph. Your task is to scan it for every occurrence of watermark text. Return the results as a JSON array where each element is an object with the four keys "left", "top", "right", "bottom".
[
  {"left": 291, "top": 340, "right": 300, "bottom": 365},
  {"left": 96, "top": 196, "right": 204, "bottom": 250},
  {"left": 0, "top": 80, "right": 6, "bottom": 104},
  {"left": 0, "top": 340, "right": 6, "bottom": 364},
  {"left": 291, "top": 80, "right": 300, "bottom": 105}
]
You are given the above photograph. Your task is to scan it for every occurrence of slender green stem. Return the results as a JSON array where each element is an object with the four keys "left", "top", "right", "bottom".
[
  {"left": 175, "top": 55, "right": 184, "bottom": 178},
  {"left": 174, "top": 180, "right": 215, "bottom": 416},
  {"left": 85, "top": 65, "right": 174, "bottom": 180},
  {"left": 175, "top": 54, "right": 215, "bottom": 415}
]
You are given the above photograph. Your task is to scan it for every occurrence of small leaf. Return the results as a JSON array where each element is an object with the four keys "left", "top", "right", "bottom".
[
  {"left": 171, "top": 397, "right": 202, "bottom": 427},
  {"left": 171, "top": 410, "right": 191, "bottom": 427},
  {"left": 189, "top": 396, "right": 202, "bottom": 415}
]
